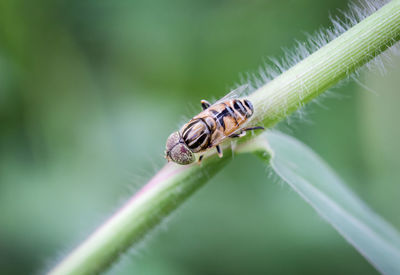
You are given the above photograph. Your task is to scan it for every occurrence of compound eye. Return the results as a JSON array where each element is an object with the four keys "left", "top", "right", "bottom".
[
  {"left": 169, "top": 143, "right": 195, "bottom": 165},
  {"left": 166, "top": 132, "right": 180, "bottom": 157}
]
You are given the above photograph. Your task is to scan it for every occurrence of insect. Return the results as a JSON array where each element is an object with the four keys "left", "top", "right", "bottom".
[{"left": 165, "top": 86, "right": 264, "bottom": 165}]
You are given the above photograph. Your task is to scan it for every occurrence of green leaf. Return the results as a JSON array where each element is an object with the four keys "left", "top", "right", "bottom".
[{"left": 263, "top": 131, "right": 400, "bottom": 275}]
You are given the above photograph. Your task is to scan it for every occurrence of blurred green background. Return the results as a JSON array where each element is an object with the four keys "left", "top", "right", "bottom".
[{"left": 1, "top": 0, "right": 399, "bottom": 274}]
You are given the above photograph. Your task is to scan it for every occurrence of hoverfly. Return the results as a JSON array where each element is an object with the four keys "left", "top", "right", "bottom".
[{"left": 165, "top": 85, "right": 264, "bottom": 165}]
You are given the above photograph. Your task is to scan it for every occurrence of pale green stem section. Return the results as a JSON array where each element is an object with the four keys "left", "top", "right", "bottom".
[
  {"left": 248, "top": 0, "right": 400, "bottom": 127},
  {"left": 49, "top": 2, "right": 400, "bottom": 275},
  {"left": 49, "top": 151, "right": 231, "bottom": 275}
]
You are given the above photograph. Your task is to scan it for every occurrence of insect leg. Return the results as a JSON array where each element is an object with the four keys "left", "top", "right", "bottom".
[
  {"left": 229, "top": 131, "right": 246, "bottom": 138},
  {"left": 216, "top": 145, "right": 223, "bottom": 158},
  {"left": 201, "top": 100, "right": 211, "bottom": 110},
  {"left": 230, "top": 126, "right": 264, "bottom": 138},
  {"left": 198, "top": 155, "right": 204, "bottom": 164},
  {"left": 243, "top": 126, "right": 265, "bottom": 131}
]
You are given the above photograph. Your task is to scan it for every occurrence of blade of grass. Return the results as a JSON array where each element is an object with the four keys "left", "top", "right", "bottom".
[{"left": 243, "top": 131, "right": 400, "bottom": 275}]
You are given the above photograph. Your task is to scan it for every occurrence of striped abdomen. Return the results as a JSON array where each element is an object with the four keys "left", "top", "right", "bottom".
[{"left": 180, "top": 98, "right": 254, "bottom": 153}]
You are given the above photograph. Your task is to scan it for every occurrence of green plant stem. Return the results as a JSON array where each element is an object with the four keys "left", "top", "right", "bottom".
[
  {"left": 49, "top": 151, "right": 231, "bottom": 275},
  {"left": 249, "top": 0, "right": 400, "bottom": 127},
  {"left": 49, "top": 1, "right": 400, "bottom": 274}
]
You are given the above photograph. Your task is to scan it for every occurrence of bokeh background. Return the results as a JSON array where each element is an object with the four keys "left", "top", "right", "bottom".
[{"left": 1, "top": 0, "right": 399, "bottom": 274}]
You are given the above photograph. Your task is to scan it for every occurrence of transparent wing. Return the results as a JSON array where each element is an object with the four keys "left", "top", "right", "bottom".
[
  {"left": 201, "top": 84, "right": 253, "bottom": 148},
  {"left": 205, "top": 84, "right": 252, "bottom": 147},
  {"left": 213, "top": 84, "right": 250, "bottom": 104},
  {"left": 209, "top": 127, "right": 244, "bottom": 148}
]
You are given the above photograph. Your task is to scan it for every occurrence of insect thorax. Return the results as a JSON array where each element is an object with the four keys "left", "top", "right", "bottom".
[{"left": 180, "top": 118, "right": 212, "bottom": 153}]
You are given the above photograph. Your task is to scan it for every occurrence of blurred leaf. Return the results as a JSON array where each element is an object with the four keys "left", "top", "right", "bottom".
[{"left": 264, "top": 131, "right": 400, "bottom": 275}]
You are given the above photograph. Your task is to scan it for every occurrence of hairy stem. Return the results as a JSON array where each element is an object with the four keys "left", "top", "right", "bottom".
[
  {"left": 249, "top": 0, "right": 400, "bottom": 127},
  {"left": 49, "top": 151, "right": 230, "bottom": 275},
  {"left": 49, "top": 1, "right": 400, "bottom": 274}
]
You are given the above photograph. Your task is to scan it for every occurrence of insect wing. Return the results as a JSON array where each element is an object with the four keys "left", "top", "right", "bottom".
[
  {"left": 205, "top": 84, "right": 252, "bottom": 147},
  {"left": 214, "top": 84, "right": 250, "bottom": 104},
  {"left": 209, "top": 126, "right": 244, "bottom": 148}
]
